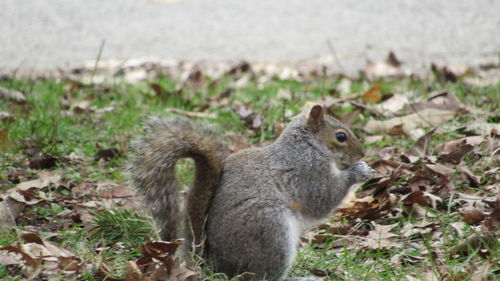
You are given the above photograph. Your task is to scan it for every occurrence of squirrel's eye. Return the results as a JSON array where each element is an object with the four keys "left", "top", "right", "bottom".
[{"left": 335, "top": 132, "right": 347, "bottom": 143}]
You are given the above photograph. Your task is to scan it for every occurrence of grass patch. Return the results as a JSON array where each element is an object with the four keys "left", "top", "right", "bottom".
[{"left": 0, "top": 67, "right": 498, "bottom": 280}]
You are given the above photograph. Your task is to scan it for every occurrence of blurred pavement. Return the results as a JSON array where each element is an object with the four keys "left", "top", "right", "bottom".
[{"left": 1, "top": 0, "right": 499, "bottom": 74}]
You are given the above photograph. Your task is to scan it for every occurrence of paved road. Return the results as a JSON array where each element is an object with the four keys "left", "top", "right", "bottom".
[{"left": 1, "top": 0, "right": 499, "bottom": 73}]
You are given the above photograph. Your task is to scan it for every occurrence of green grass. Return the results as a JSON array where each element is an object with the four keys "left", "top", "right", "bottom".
[{"left": 0, "top": 71, "right": 498, "bottom": 280}]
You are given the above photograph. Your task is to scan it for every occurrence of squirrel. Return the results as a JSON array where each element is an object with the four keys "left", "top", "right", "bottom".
[{"left": 130, "top": 103, "right": 373, "bottom": 281}]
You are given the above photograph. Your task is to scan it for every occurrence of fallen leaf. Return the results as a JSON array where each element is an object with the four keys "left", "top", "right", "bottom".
[
  {"left": 95, "top": 148, "right": 121, "bottom": 161},
  {"left": 425, "top": 164, "right": 455, "bottom": 178},
  {"left": 465, "top": 122, "right": 500, "bottom": 136},
  {"left": 387, "top": 124, "right": 405, "bottom": 136},
  {"left": 386, "top": 51, "right": 402, "bottom": 68},
  {"left": 400, "top": 220, "right": 439, "bottom": 238},
  {"left": 111, "top": 185, "right": 136, "bottom": 198},
  {"left": 431, "top": 64, "right": 458, "bottom": 83},
  {"left": 411, "top": 128, "right": 436, "bottom": 156},
  {"left": 438, "top": 144, "right": 473, "bottom": 165},
  {"left": 362, "top": 83, "right": 382, "bottom": 103},
  {"left": 471, "top": 262, "right": 491, "bottom": 281},
  {"left": 336, "top": 196, "right": 391, "bottom": 221},
  {"left": 458, "top": 166, "right": 481, "bottom": 187},
  {"left": 228, "top": 133, "right": 251, "bottom": 153},
  {"left": 29, "top": 154, "right": 59, "bottom": 169},
  {"left": 365, "top": 52, "right": 403, "bottom": 79},
  {"left": 226, "top": 60, "right": 252, "bottom": 77},
  {"left": 72, "top": 181, "right": 96, "bottom": 196},
  {"left": 404, "top": 91, "right": 468, "bottom": 113},
  {"left": 124, "top": 261, "right": 143, "bottom": 281},
  {"left": 373, "top": 94, "right": 409, "bottom": 115},
  {"left": 0, "top": 197, "right": 25, "bottom": 229},
  {"left": 0, "top": 128, "right": 12, "bottom": 150},
  {"left": 0, "top": 86, "right": 26, "bottom": 104},
  {"left": 460, "top": 208, "right": 485, "bottom": 225},
  {"left": 402, "top": 190, "right": 431, "bottom": 207},
  {"left": 364, "top": 108, "right": 457, "bottom": 134},
  {"left": 0, "top": 245, "right": 38, "bottom": 269},
  {"left": 0, "top": 111, "right": 13, "bottom": 121},
  {"left": 362, "top": 223, "right": 400, "bottom": 249},
  {"left": 434, "top": 136, "right": 483, "bottom": 153},
  {"left": 233, "top": 102, "right": 263, "bottom": 130},
  {"left": 0, "top": 172, "right": 61, "bottom": 227},
  {"left": 176, "top": 66, "right": 206, "bottom": 92}
]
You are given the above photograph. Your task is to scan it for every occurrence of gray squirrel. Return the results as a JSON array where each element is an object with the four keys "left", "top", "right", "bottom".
[{"left": 130, "top": 104, "right": 373, "bottom": 280}]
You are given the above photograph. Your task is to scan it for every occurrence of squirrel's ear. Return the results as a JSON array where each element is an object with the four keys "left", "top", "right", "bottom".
[{"left": 306, "top": 104, "right": 324, "bottom": 133}]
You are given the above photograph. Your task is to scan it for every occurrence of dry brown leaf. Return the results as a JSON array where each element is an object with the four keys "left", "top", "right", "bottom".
[
  {"left": 435, "top": 136, "right": 483, "bottom": 153},
  {"left": 0, "top": 198, "right": 25, "bottom": 229},
  {"left": 233, "top": 102, "right": 263, "bottom": 130},
  {"left": 362, "top": 83, "right": 382, "bottom": 103},
  {"left": 0, "top": 245, "right": 39, "bottom": 269},
  {"left": 0, "top": 86, "right": 26, "bottom": 104},
  {"left": 16, "top": 172, "right": 61, "bottom": 191},
  {"left": 407, "top": 173, "right": 432, "bottom": 192},
  {"left": 364, "top": 135, "right": 384, "bottom": 144},
  {"left": 404, "top": 91, "right": 467, "bottom": 114},
  {"left": 439, "top": 145, "right": 474, "bottom": 165},
  {"left": 364, "top": 108, "right": 457, "bottom": 134},
  {"left": 29, "top": 154, "right": 59, "bottom": 169},
  {"left": 400, "top": 220, "right": 439, "bottom": 238},
  {"left": 72, "top": 181, "right": 96, "bottom": 196},
  {"left": 402, "top": 190, "right": 442, "bottom": 210},
  {"left": 377, "top": 146, "right": 400, "bottom": 161},
  {"left": 124, "top": 261, "right": 143, "bottom": 281},
  {"left": 176, "top": 66, "right": 206, "bottom": 92},
  {"left": 402, "top": 190, "right": 431, "bottom": 207},
  {"left": 458, "top": 166, "right": 481, "bottom": 187},
  {"left": 95, "top": 148, "right": 121, "bottom": 161},
  {"left": 471, "top": 262, "right": 491, "bottom": 281},
  {"left": 365, "top": 55, "right": 403, "bottom": 79},
  {"left": 336, "top": 195, "right": 390, "bottom": 221},
  {"left": 111, "top": 185, "right": 136, "bottom": 198},
  {"left": 0, "top": 172, "right": 61, "bottom": 227},
  {"left": 387, "top": 124, "right": 406, "bottom": 136},
  {"left": 0, "top": 128, "right": 11, "bottom": 150},
  {"left": 362, "top": 223, "right": 400, "bottom": 249},
  {"left": 227, "top": 133, "right": 251, "bottom": 153},
  {"left": 465, "top": 121, "right": 500, "bottom": 136},
  {"left": 425, "top": 164, "right": 454, "bottom": 178},
  {"left": 2, "top": 233, "right": 81, "bottom": 279},
  {"left": 386, "top": 51, "right": 402, "bottom": 68},
  {"left": 421, "top": 268, "right": 440, "bottom": 281},
  {"left": 460, "top": 208, "right": 486, "bottom": 225},
  {"left": 411, "top": 128, "right": 436, "bottom": 157},
  {"left": 373, "top": 94, "right": 409, "bottom": 115},
  {"left": 0, "top": 111, "right": 13, "bottom": 121}
]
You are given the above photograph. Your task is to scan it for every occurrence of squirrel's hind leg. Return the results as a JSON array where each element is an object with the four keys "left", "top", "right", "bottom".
[{"left": 207, "top": 207, "right": 300, "bottom": 281}]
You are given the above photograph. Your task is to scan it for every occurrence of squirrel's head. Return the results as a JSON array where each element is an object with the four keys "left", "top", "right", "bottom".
[{"left": 303, "top": 103, "right": 365, "bottom": 168}]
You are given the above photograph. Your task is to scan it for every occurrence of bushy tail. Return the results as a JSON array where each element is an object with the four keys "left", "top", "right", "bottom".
[{"left": 129, "top": 117, "right": 228, "bottom": 250}]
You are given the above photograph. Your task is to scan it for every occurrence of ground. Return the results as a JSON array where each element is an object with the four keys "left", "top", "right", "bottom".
[{"left": 0, "top": 60, "right": 499, "bottom": 280}]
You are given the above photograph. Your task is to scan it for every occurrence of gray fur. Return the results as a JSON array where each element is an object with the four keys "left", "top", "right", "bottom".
[
  {"left": 130, "top": 108, "right": 372, "bottom": 281},
  {"left": 207, "top": 113, "right": 371, "bottom": 280}
]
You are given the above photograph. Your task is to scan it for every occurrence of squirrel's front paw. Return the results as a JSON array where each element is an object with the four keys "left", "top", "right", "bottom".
[{"left": 347, "top": 161, "right": 374, "bottom": 183}]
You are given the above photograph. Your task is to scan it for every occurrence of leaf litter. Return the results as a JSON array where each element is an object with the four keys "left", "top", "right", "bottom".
[{"left": 1, "top": 57, "right": 499, "bottom": 280}]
